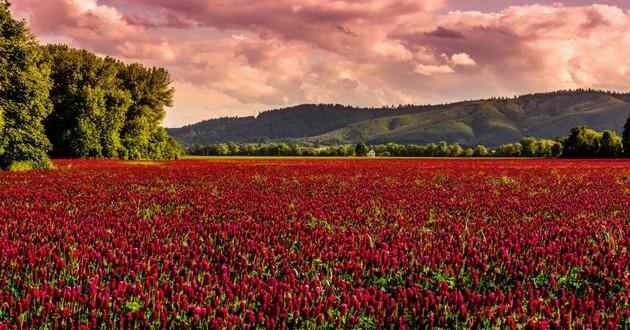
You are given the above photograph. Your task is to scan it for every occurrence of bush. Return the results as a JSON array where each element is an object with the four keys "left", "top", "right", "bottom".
[
  {"left": 6, "top": 161, "right": 35, "bottom": 172},
  {"left": 6, "top": 159, "right": 54, "bottom": 172}
]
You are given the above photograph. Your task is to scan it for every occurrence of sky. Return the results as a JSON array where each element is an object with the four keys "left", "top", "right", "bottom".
[{"left": 10, "top": 0, "right": 630, "bottom": 127}]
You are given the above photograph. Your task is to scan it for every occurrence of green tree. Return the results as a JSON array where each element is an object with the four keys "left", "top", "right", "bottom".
[
  {"left": 600, "top": 130, "right": 623, "bottom": 157},
  {"left": 449, "top": 144, "right": 464, "bottom": 157},
  {"left": 520, "top": 137, "right": 538, "bottom": 157},
  {"left": 355, "top": 143, "right": 369, "bottom": 157},
  {"left": 533, "top": 139, "right": 555, "bottom": 157},
  {"left": 435, "top": 141, "right": 449, "bottom": 156},
  {"left": 563, "top": 126, "right": 603, "bottom": 157},
  {"left": 119, "top": 64, "right": 179, "bottom": 160},
  {"left": 473, "top": 145, "right": 489, "bottom": 157},
  {"left": 44, "top": 45, "right": 131, "bottom": 158},
  {"left": 0, "top": 1, "right": 53, "bottom": 169},
  {"left": 497, "top": 143, "right": 522, "bottom": 157},
  {"left": 214, "top": 144, "right": 229, "bottom": 156},
  {"left": 551, "top": 142, "right": 563, "bottom": 157},
  {"left": 45, "top": 47, "right": 181, "bottom": 161}
]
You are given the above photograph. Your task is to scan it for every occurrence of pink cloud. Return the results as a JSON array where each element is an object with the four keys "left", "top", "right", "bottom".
[
  {"left": 415, "top": 64, "right": 455, "bottom": 76},
  {"left": 9, "top": 1, "right": 630, "bottom": 127},
  {"left": 451, "top": 53, "right": 477, "bottom": 66}
]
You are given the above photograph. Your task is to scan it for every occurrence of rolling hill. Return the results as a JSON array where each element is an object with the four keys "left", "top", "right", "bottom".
[{"left": 169, "top": 90, "right": 630, "bottom": 147}]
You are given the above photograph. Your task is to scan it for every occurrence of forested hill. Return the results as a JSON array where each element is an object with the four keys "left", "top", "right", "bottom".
[{"left": 170, "top": 90, "right": 630, "bottom": 147}]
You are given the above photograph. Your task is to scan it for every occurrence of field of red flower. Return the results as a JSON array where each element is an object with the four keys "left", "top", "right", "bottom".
[{"left": 0, "top": 159, "right": 628, "bottom": 329}]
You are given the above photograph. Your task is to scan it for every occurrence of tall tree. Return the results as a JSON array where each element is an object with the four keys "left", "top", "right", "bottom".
[
  {"left": 44, "top": 45, "right": 180, "bottom": 160},
  {"left": 0, "top": 0, "right": 53, "bottom": 169},
  {"left": 118, "top": 64, "right": 180, "bottom": 160},
  {"left": 44, "top": 45, "right": 131, "bottom": 158}
]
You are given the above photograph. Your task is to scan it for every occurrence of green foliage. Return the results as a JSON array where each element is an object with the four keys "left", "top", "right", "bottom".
[
  {"left": 44, "top": 45, "right": 131, "bottom": 158},
  {"left": 118, "top": 64, "right": 179, "bottom": 160},
  {"left": 520, "top": 137, "right": 538, "bottom": 157},
  {"left": 6, "top": 160, "right": 34, "bottom": 172},
  {"left": 449, "top": 143, "right": 464, "bottom": 157},
  {"left": 147, "top": 127, "right": 182, "bottom": 160},
  {"left": 0, "top": 1, "right": 53, "bottom": 169},
  {"left": 509, "top": 137, "right": 562, "bottom": 157},
  {"left": 189, "top": 143, "right": 356, "bottom": 157},
  {"left": 551, "top": 142, "right": 563, "bottom": 157},
  {"left": 355, "top": 143, "right": 369, "bottom": 157},
  {"left": 5, "top": 159, "right": 52, "bottom": 172},
  {"left": 189, "top": 127, "right": 628, "bottom": 159},
  {"left": 564, "top": 127, "right": 602, "bottom": 157},
  {"left": 600, "top": 130, "right": 623, "bottom": 157},
  {"left": 496, "top": 142, "right": 522, "bottom": 157},
  {"left": 473, "top": 145, "right": 489, "bottom": 157},
  {"left": 123, "top": 297, "right": 144, "bottom": 313},
  {"left": 190, "top": 142, "right": 489, "bottom": 158},
  {"left": 563, "top": 126, "right": 622, "bottom": 158},
  {"left": 44, "top": 45, "right": 180, "bottom": 160}
]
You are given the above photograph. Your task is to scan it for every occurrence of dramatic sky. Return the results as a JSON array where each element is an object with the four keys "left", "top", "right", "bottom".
[{"left": 11, "top": 0, "right": 630, "bottom": 127}]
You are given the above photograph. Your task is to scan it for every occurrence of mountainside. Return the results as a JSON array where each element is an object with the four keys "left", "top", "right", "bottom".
[{"left": 169, "top": 90, "right": 630, "bottom": 147}]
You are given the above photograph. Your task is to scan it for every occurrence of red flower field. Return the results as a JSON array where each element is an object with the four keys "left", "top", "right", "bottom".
[{"left": 0, "top": 159, "right": 628, "bottom": 329}]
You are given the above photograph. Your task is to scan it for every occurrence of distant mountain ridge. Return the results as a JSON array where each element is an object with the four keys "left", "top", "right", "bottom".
[{"left": 169, "top": 90, "right": 630, "bottom": 147}]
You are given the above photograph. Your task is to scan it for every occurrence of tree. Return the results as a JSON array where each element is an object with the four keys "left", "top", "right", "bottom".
[
  {"left": 520, "top": 137, "right": 538, "bottom": 157},
  {"left": 563, "top": 126, "right": 602, "bottom": 157},
  {"left": 0, "top": 1, "right": 53, "bottom": 169},
  {"left": 355, "top": 143, "right": 369, "bottom": 157},
  {"left": 44, "top": 45, "right": 180, "bottom": 160},
  {"left": 473, "top": 145, "right": 489, "bottom": 157},
  {"left": 449, "top": 144, "right": 464, "bottom": 157},
  {"left": 551, "top": 143, "right": 563, "bottom": 157},
  {"left": 497, "top": 143, "right": 522, "bottom": 157},
  {"left": 624, "top": 115, "right": 630, "bottom": 156},
  {"left": 119, "top": 64, "right": 180, "bottom": 160},
  {"left": 44, "top": 45, "right": 131, "bottom": 158},
  {"left": 435, "top": 141, "right": 449, "bottom": 156},
  {"left": 600, "top": 130, "right": 623, "bottom": 157},
  {"left": 214, "top": 144, "right": 229, "bottom": 156}
]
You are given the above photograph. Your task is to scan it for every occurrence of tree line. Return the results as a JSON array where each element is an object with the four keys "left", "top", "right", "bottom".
[
  {"left": 188, "top": 123, "right": 630, "bottom": 158},
  {"left": 0, "top": 1, "right": 179, "bottom": 170},
  {"left": 187, "top": 139, "right": 559, "bottom": 158}
]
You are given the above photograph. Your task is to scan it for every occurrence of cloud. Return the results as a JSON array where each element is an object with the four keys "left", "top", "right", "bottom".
[
  {"left": 451, "top": 53, "right": 477, "bottom": 66},
  {"left": 414, "top": 64, "right": 455, "bottom": 76},
  {"left": 9, "top": 1, "right": 630, "bottom": 126},
  {"left": 396, "top": 4, "right": 630, "bottom": 94}
]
